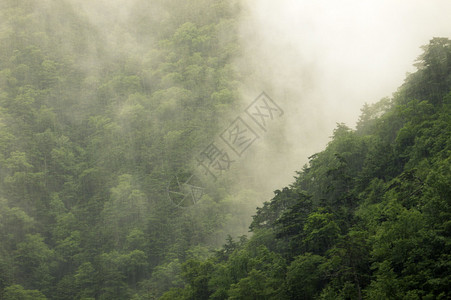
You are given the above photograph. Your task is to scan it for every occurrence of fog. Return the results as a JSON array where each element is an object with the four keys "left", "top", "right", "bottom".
[
  {"left": 1, "top": 1, "right": 450, "bottom": 296},
  {"left": 236, "top": 0, "right": 451, "bottom": 195},
  {"left": 27, "top": 0, "right": 451, "bottom": 220}
]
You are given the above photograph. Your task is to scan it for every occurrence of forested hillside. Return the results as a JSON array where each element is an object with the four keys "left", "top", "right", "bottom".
[
  {"left": 0, "top": 0, "right": 255, "bottom": 299},
  {"left": 161, "top": 37, "right": 451, "bottom": 299},
  {"left": 0, "top": 0, "right": 450, "bottom": 299}
]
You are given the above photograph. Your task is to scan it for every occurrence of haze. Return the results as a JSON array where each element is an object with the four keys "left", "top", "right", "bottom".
[{"left": 237, "top": 0, "right": 451, "bottom": 194}]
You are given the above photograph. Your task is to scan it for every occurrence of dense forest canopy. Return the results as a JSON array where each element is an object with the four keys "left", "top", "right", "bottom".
[
  {"left": 160, "top": 37, "right": 451, "bottom": 300},
  {"left": 0, "top": 0, "right": 450, "bottom": 299}
]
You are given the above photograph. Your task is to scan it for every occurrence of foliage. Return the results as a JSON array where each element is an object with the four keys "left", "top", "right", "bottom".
[
  {"left": 161, "top": 37, "right": 451, "bottom": 299},
  {"left": 0, "top": 0, "right": 246, "bottom": 298},
  {"left": 0, "top": 0, "right": 450, "bottom": 298}
]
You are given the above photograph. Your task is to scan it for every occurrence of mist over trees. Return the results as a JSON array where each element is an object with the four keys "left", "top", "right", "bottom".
[
  {"left": 0, "top": 0, "right": 450, "bottom": 299},
  {"left": 161, "top": 37, "right": 451, "bottom": 300}
]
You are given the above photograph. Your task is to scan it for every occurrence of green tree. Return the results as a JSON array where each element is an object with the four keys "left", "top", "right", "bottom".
[{"left": 2, "top": 284, "right": 47, "bottom": 300}]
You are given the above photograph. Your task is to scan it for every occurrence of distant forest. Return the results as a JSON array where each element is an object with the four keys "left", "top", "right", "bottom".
[{"left": 0, "top": 0, "right": 450, "bottom": 299}]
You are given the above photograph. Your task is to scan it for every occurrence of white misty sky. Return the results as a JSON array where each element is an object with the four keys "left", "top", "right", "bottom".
[
  {"left": 245, "top": 0, "right": 451, "bottom": 126},
  {"left": 239, "top": 0, "right": 451, "bottom": 193}
]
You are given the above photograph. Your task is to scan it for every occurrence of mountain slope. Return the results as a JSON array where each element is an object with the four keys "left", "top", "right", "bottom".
[{"left": 165, "top": 37, "right": 451, "bottom": 300}]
